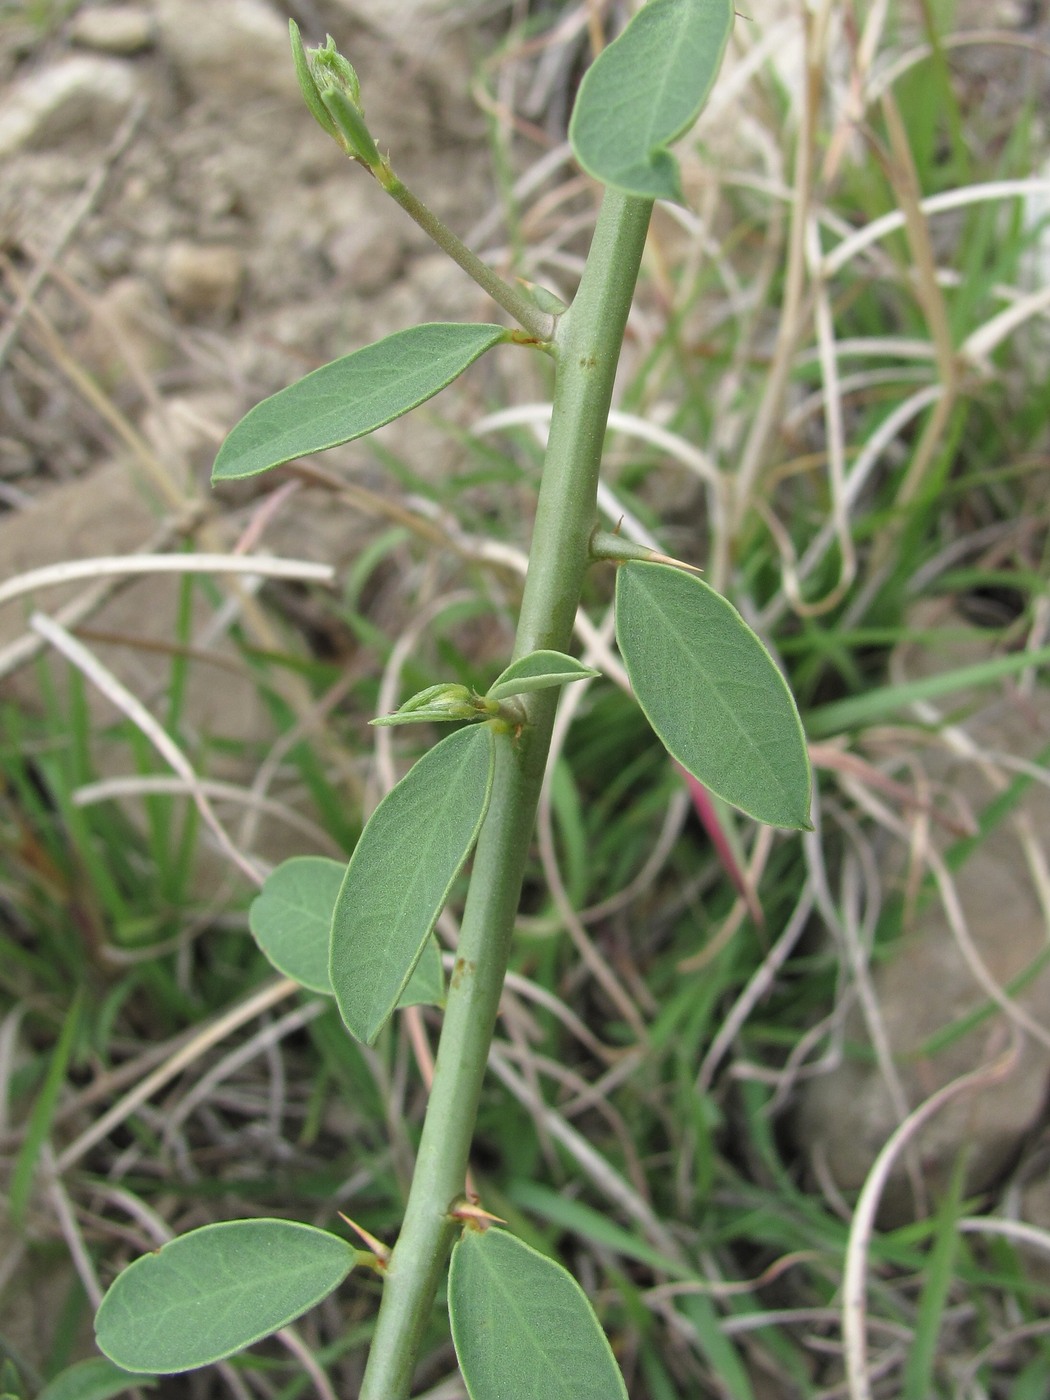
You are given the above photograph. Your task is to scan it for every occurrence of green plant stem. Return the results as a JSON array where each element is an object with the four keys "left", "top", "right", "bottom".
[
  {"left": 357, "top": 185, "right": 653, "bottom": 1400},
  {"left": 376, "top": 162, "right": 556, "bottom": 342}
]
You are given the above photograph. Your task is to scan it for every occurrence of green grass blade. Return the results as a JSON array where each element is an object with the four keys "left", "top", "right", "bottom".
[
  {"left": 507, "top": 1180, "right": 692, "bottom": 1280},
  {"left": 676, "top": 1293, "right": 755, "bottom": 1400},
  {"left": 901, "top": 1160, "right": 967, "bottom": 1400},
  {"left": 807, "top": 642, "right": 1050, "bottom": 737},
  {"left": 36, "top": 1357, "right": 155, "bottom": 1400},
  {"left": 10, "top": 994, "right": 82, "bottom": 1227}
]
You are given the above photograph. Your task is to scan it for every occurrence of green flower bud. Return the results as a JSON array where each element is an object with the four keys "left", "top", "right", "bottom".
[
  {"left": 289, "top": 23, "right": 377, "bottom": 167},
  {"left": 401, "top": 684, "right": 473, "bottom": 714},
  {"left": 369, "top": 683, "right": 505, "bottom": 727},
  {"left": 312, "top": 35, "right": 361, "bottom": 107},
  {"left": 371, "top": 683, "right": 487, "bottom": 727}
]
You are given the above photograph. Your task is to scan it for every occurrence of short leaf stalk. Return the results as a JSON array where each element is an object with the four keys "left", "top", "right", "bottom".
[
  {"left": 359, "top": 186, "right": 653, "bottom": 1400},
  {"left": 93, "top": 6, "right": 812, "bottom": 1395}
]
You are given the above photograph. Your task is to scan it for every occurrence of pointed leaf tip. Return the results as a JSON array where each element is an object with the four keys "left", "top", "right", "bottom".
[{"left": 616, "top": 562, "right": 811, "bottom": 829}]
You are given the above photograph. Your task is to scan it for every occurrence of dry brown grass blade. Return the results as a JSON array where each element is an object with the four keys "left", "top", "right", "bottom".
[
  {"left": 842, "top": 1039, "right": 1022, "bottom": 1400},
  {"left": 870, "top": 91, "right": 960, "bottom": 529}
]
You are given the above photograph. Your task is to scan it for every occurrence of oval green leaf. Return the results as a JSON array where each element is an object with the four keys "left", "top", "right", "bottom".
[
  {"left": 37, "top": 1358, "right": 154, "bottom": 1400},
  {"left": 94, "top": 1219, "right": 355, "bottom": 1374},
  {"left": 449, "top": 1227, "right": 628, "bottom": 1400},
  {"left": 331, "top": 723, "right": 495, "bottom": 1044},
  {"left": 212, "top": 323, "right": 507, "bottom": 481},
  {"left": 569, "top": 0, "right": 734, "bottom": 202},
  {"left": 249, "top": 856, "right": 446, "bottom": 1009},
  {"left": 249, "top": 855, "right": 343, "bottom": 993},
  {"left": 486, "top": 651, "right": 600, "bottom": 702},
  {"left": 615, "top": 562, "right": 811, "bottom": 829}
]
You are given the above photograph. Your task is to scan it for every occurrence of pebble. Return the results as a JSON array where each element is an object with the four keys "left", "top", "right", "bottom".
[
  {"left": 153, "top": 0, "right": 299, "bottom": 101},
  {"left": 793, "top": 606, "right": 1050, "bottom": 1222},
  {"left": 140, "top": 391, "right": 236, "bottom": 475},
  {"left": 0, "top": 56, "right": 140, "bottom": 158},
  {"left": 68, "top": 5, "right": 155, "bottom": 55},
  {"left": 74, "top": 276, "right": 172, "bottom": 387},
  {"left": 329, "top": 0, "right": 447, "bottom": 62},
  {"left": 318, "top": 187, "right": 406, "bottom": 295},
  {"left": 161, "top": 241, "right": 244, "bottom": 318}
]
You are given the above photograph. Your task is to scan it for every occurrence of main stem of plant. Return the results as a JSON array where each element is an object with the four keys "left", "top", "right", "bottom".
[{"left": 358, "top": 186, "right": 653, "bottom": 1400}]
